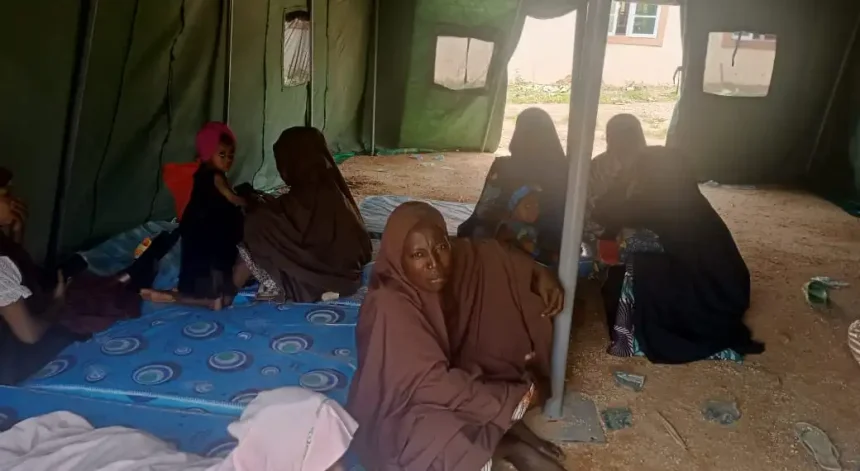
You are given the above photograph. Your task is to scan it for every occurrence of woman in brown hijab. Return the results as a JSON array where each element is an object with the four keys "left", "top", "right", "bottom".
[
  {"left": 347, "top": 202, "right": 566, "bottom": 471},
  {"left": 239, "top": 127, "right": 372, "bottom": 302}
]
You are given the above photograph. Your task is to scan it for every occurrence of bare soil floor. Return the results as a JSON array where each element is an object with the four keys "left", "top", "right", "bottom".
[{"left": 339, "top": 102, "right": 860, "bottom": 471}]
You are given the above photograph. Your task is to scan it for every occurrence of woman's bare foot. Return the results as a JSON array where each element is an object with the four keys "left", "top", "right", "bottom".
[
  {"left": 210, "top": 297, "right": 223, "bottom": 311},
  {"left": 140, "top": 289, "right": 177, "bottom": 304},
  {"left": 496, "top": 433, "right": 566, "bottom": 471},
  {"left": 510, "top": 422, "right": 564, "bottom": 460}
]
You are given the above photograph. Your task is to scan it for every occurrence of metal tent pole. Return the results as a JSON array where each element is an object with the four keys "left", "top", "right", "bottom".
[
  {"left": 47, "top": 0, "right": 100, "bottom": 265},
  {"left": 222, "top": 0, "right": 234, "bottom": 123},
  {"left": 370, "top": 0, "right": 379, "bottom": 155},
  {"left": 543, "top": 0, "right": 611, "bottom": 419},
  {"left": 308, "top": 0, "right": 315, "bottom": 127}
]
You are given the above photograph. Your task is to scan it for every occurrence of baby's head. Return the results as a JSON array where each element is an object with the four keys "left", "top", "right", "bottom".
[
  {"left": 209, "top": 134, "right": 236, "bottom": 173},
  {"left": 508, "top": 186, "right": 540, "bottom": 224},
  {"left": 196, "top": 122, "right": 237, "bottom": 172}
]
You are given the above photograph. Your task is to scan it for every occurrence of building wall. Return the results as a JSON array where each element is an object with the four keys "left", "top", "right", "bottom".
[
  {"left": 508, "top": 5, "right": 683, "bottom": 85},
  {"left": 702, "top": 32, "right": 776, "bottom": 91}
]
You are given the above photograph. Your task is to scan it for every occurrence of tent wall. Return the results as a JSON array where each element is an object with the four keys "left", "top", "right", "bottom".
[
  {"left": 1, "top": 3, "right": 82, "bottom": 261},
  {"left": 373, "top": 0, "right": 578, "bottom": 152},
  {"left": 672, "top": 0, "right": 860, "bottom": 184},
  {"left": 397, "top": 0, "right": 522, "bottom": 151},
  {"left": 2, "top": 0, "right": 371, "bottom": 260},
  {"left": 807, "top": 16, "right": 860, "bottom": 210}
]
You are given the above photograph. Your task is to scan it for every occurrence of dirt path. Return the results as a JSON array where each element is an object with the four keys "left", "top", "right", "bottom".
[{"left": 339, "top": 102, "right": 860, "bottom": 471}]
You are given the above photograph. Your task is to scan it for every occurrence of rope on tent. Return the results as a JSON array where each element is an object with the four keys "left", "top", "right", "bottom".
[
  {"left": 731, "top": 33, "right": 741, "bottom": 67},
  {"left": 146, "top": 0, "right": 186, "bottom": 222},
  {"left": 252, "top": 0, "right": 274, "bottom": 186},
  {"left": 89, "top": 0, "right": 141, "bottom": 239}
]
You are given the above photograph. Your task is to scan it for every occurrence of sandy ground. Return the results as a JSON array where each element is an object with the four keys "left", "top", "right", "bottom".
[{"left": 340, "top": 102, "right": 860, "bottom": 470}]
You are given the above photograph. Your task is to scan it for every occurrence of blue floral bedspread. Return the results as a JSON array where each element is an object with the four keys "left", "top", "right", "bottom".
[{"left": 22, "top": 302, "right": 359, "bottom": 415}]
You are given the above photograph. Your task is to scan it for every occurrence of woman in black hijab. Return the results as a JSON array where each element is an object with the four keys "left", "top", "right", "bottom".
[
  {"left": 592, "top": 146, "right": 764, "bottom": 364},
  {"left": 458, "top": 108, "right": 569, "bottom": 259}
]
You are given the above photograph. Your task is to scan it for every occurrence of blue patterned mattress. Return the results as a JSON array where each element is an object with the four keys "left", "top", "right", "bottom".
[{"left": 22, "top": 302, "right": 358, "bottom": 415}]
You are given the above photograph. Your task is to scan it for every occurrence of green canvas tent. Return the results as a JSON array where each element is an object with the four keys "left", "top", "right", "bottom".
[{"left": 2, "top": 0, "right": 860, "bottom": 422}]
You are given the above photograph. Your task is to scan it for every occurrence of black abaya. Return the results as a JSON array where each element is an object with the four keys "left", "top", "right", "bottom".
[{"left": 593, "top": 146, "right": 763, "bottom": 364}]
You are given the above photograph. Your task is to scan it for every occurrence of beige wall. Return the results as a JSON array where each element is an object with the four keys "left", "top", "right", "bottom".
[
  {"left": 703, "top": 32, "right": 776, "bottom": 93},
  {"left": 508, "top": 5, "right": 683, "bottom": 86}
]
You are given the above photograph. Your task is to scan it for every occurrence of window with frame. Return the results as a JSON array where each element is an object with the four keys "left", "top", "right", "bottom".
[
  {"left": 282, "top": 10, "right": 311, "bottom": 87},
  {"left": 608, "top": 2, "right": 661, "bottom": 38},
  {"left": 433, "top": 36, "right": 495, "bottom": 91},
  {"left": 704, "top": 31, "right": 777, "bottom": 97},
  {"left": 722, "top": 31, "right": 777, "bottom": 50}
]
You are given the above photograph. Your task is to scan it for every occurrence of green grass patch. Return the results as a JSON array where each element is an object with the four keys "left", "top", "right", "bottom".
[{"left": 507, "top": 77, "right": 677, "bottom": 105}]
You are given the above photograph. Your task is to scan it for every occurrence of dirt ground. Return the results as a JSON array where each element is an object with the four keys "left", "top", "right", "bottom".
[{"left": 340, "top": 102, "right": 860, "bottom": 471}]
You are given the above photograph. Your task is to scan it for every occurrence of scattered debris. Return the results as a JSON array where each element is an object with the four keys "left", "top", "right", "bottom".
[
  {"left": 419, "top": 162, "right": 435, "bottom": 168},
  {"left": 433, "top": 154, "right": 445, "bottom": 161},
  {"left": 702, "top": 400, "right": 741, "bottom": 425},
  {"left": 656, "top": 412, "right": 687, "bottom": 451},
  {"left": 601, "top": 407, "right": 633, "bottom": 431},
  {"left": 440, "top": 166, "right": 455, "bottom": 171},
  {"left": 795, "top": 422, "right": 842, "bottom": 471},
  {"left": 613, "top": 371, "right": 646, "bottom": 392},
  {"left": 803, "top": 277, "right": 849, "bottom": 307},
  {"left": 410, "top": 154, "right": 423, "bottom": 160}
]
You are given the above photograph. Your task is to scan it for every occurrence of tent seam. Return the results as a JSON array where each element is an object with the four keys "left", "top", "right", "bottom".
[
  {"left": 252, "top": 0, "right": 274, "bottom": 185},
  {"left": 147, "top": 0, "right": 187, "bottom": 221},
  {"left": 89, "top": 0, "right": 141, "bottom": 238}
]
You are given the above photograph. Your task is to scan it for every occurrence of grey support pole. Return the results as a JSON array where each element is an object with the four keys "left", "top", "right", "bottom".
[
  {"left": 370, "top": 0, "right": 379, "bottom": 155},
  {"left": 222, "top": 0, "right": 234, "bottom": 123},
  {"left": 543, "top": 0, "right": 612, "bottom": 419},
  {"left": 47, "top": 0, "right": 100, "bottom": 265},
  {"left": 308, "top": 0, "right": 315, "bottom": 127}
]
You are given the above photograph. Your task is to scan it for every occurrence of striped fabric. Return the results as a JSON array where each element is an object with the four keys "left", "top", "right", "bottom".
[
  {"left": 482, "top": 384, "right": 536, "bottom": 471},
  {"left": 0, "top": 256, "right": 32, "bottom": 308},
  {"left": 849, "top": 320, "right": 860, "bottom": 368}
]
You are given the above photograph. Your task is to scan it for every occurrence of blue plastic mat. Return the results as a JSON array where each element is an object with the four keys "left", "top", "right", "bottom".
[
  {"left": 359, "top": 195, "right": 475, "bottom": 236},
  {"left": 79, "top": 220, "right": 181, "bottom": 290},
  {"left": 23, "top": 302, "right": 358, "bottom": 415},
  {"left": 359, "top": 195, "right": 594, "bottom": 277}
]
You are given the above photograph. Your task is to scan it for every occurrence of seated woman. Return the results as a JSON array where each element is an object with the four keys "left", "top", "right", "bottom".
[
  {"left": 592, "top": 146, "right": 764, "bottom": 363},
  {"left": 587, "top": 113, "right": 648, "bottom": 215},
  {"left": 348, "top": 202, "right": 566, "bottom": 471},
  {"left": 458, "top": 108, "right": 569, "bottom": 263},
  {"left": 238, "top": 127, "right": 372, "bottom": 302},
  {"left": 0, "top": 185, "right": 143, "bottom": 384}
]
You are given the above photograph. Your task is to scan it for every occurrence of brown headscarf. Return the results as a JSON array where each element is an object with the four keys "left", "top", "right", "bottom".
[
  {"left": 347, "top": 202, "right": 552, "bottom": 470},
  {"left": 242, "top": 127, "right": 372, "bottom": 302}
]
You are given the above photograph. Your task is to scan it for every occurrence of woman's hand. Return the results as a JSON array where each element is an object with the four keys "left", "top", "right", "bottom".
[
  {"left": 53, "top": 270, "right": 70, "bottom": 301},
  {"left": 10, "top": 197, "right": 27, "bottom": 241},
  {"left": 532, "top": 265, "right": 564, "bottom": 318}
]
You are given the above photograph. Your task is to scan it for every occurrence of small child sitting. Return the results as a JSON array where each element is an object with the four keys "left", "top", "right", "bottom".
[
  {"left": 496, "top": 185, "right": 557, "bottom": 263},
  {"left": 141, "top": 122, "right": 247, "bottom": 310}
]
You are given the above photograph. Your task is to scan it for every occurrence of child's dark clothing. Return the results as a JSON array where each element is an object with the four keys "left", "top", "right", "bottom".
[
  {"left": 497, "top": 219, "right": 541, "bottom": 259},
  {"left": 178, "top": 165, "right": 243, "bottom": 298}
]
